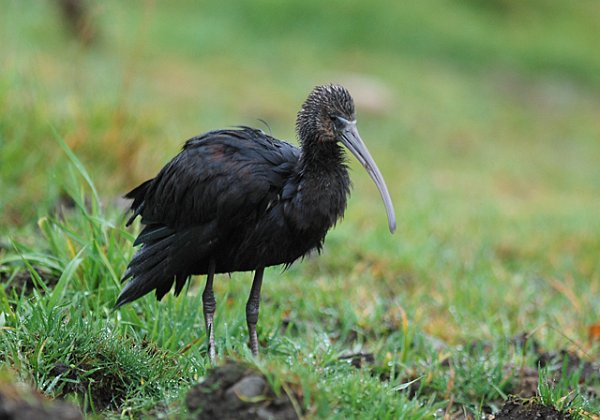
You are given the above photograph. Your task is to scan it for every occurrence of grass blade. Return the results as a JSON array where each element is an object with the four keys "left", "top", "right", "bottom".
[{"left": 46, "top": 246, "right": 87, "bottom": 310}]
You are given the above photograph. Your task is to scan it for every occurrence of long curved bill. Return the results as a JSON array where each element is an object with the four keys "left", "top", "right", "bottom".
[{"left": 340, "top": 120, "right": 396, "bottom": 233}]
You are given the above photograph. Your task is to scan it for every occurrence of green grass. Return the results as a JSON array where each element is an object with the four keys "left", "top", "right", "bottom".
[{"left": 1, "top": 0, "right": 600, "bottom": 418}]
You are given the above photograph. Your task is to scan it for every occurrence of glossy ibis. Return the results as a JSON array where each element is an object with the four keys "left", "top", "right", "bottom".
[{"left": 115, "top": 84, "right": 396, "bottom": 358}]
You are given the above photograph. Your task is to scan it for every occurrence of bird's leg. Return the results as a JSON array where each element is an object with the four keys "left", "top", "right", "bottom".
[
  {"left": 246, "top": 267, "right": 264, "bottom": 356},
  {"left": 202, "top": 258, "right": 217, "bottom": 362}
]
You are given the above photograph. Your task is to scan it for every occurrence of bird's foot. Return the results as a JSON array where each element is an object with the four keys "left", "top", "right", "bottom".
[
  {"left": 248, "top": 323, "right": 259, "bottom": 357},
  {"left": 205, "top": 316, "right": 216, "bottom": 363}
]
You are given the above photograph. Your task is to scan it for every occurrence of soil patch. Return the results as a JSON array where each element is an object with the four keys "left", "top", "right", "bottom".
[
  {"left": 186, "top": 361, "right": 300, "bottom": 420},
  {"left": 0, "top": 379, "right": 82, "bottom": 420},
  {"left": 492, "top": 398, "right": 569, "bottom": 420},
  {"left": 50, "top": 362, "right": 126, "bottom": 412}
]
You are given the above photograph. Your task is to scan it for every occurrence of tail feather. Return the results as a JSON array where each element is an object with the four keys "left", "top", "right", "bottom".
[
  {"left": 115, "top": 231, "right": 176, "bottom": 308},
  {"left": 123, "top": 243, "right": 169, "bottom": 284},
  {"left": 133, "top": 225, "right": 174, "bottom": 246},
  {"left": 115, "top": 240, "right": 175, "bottom": 308},
  {"left": 155, "top": 276, "right": 175, "bottom": 300},
  {"left": 174, "top": 273, "right": 189, "bottom": 296},
  {"left": 116, "top": 262, "right": 171, "bottom": 307},
  {"left": 124, "top": 179, "right": 153, "bottom": 226},
  {"left": 115, "top": 222, "right": 219, "bottom": 308},
  {"left": 126, "top": 235, "right": 177, "bottom": 278},
  {"left": 126, "top": 205, "right": 144, "bottom": 227}
]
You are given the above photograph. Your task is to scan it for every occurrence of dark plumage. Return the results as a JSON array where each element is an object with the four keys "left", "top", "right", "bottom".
[{"left": 116, "top": 84, "right": 396, "bottom": 358}]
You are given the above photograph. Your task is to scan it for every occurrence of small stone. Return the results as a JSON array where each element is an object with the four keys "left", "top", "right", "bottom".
[{"left": 228, "top": 375, "right": 267, "bottom": 400}]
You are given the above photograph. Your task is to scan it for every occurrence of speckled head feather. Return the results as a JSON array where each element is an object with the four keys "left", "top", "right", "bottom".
[{"left": 296, "top": 84, "right": 356, "bottom": 144}]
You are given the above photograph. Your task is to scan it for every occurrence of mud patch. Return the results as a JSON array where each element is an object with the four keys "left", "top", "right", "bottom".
[
  {"left": 186, "top": 361, "right": 300, "bottom": 420},
  {"left": 0, "top": 379, "right": 82, "bottom": 420},
  {"left": 505, "top": 366, "right": 539, "bottom": 398},
  {"left": 492, "top": 398, "right": 568, "bottom": 420},
  {"left": 50, "top": 362, "right": 126, "bottom": 412}
]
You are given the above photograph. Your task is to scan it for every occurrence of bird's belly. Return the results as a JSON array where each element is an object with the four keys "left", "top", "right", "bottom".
[{"left": 212, "top": 223, "right": 326, "bottom": 273}]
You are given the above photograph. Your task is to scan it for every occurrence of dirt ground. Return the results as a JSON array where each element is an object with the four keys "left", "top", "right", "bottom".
[
  {"left": 0, "top": 380, "right": 82, "bottom": 420},
  {"left": 186, "top": 361, "right": 300, "bottom": 420},
  {"left": 49, "top": 362, "right": 126, "bottom": 412},
  {"left": 492, "top": 398, "right": 569, "bottom": 420}
]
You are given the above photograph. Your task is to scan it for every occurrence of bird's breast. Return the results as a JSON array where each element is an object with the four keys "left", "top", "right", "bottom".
[
  {"left": 284, "top": 169, "right": 350, "bottom": 234},
  {"left": 212, "top": 173, "right": 349, "bottom": 272}
]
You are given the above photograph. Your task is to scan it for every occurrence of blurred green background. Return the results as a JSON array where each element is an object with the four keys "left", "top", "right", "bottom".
[
  {"left": 3, "top": 0, "right": 600, "bottom": 341},
  {"left": 1, "top": 0, "right": 600, "bottom": 415},
  {"left": 3, "top": 0, "right": 599, "bottom": 232}
]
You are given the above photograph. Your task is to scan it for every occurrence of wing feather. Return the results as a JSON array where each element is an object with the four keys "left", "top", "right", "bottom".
[
  {"left": 116, "top": 128, "right": 300, "bottom": 306},
  {"left": 136, "top": 128, "right": 299, "bottom": 229}
]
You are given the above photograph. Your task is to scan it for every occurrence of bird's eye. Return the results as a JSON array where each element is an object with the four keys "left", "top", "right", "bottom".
[{"left": 331, "top": 115, "right": 347, "bottom": 131}]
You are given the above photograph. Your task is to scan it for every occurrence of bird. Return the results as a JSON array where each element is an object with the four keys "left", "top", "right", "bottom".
[{"left": 115, "top": 84, "right": 396, "bottom": 359}]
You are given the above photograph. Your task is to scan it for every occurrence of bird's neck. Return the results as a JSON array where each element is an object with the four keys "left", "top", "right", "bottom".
[
  {"left": 289, "top": 140, "right": 350, "bottom": 232},
  {"left": 299, "top": 139, "right": 346, "bottom": 172}
]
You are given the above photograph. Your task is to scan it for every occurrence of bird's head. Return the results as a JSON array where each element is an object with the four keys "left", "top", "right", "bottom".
[
  {"left": 297, "top": 84, "right": 397, "bottom": 234},
  {"left": 296, "top": 84, "right": 356, "bottom": 143}
]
